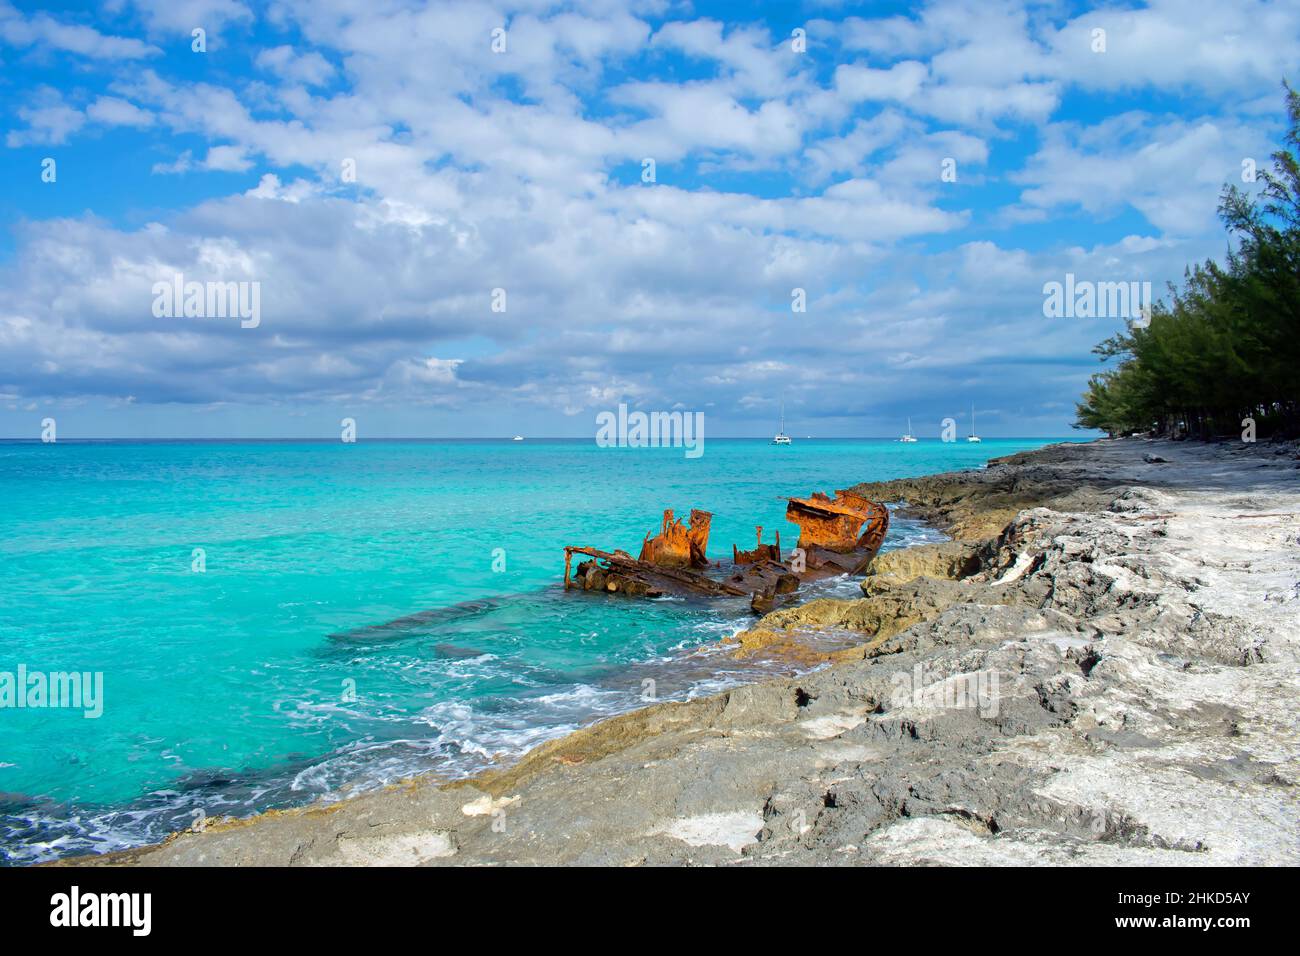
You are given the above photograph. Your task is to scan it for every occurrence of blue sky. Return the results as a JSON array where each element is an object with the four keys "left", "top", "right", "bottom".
[{"left": 1, "top": 0, "right": 1296, "bottom": 438}]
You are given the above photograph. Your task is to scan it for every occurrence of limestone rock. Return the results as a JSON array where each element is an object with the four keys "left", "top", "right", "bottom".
[{"left": 864, "top": 540, "right": 983, "bottom": 584}]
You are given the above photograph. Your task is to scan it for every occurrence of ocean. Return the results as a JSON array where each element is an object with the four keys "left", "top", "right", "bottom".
[{"left": 0, "top": 437, "right": 1063, "bottom": 863}]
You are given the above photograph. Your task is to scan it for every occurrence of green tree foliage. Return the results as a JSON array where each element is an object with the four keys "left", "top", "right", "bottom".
[{"left": 1076, "top": 82, "right": 1300, "bottom": 438}]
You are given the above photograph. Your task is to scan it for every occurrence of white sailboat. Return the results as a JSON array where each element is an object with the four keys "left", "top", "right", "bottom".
[
  {"left": 967, "top": 404, "right": 981, "bottom": 443},
  {"left": 512, "top": 435, "right": 524, "bottom": 441},
  {"left": 772, "top": 401, "right": 792, "bottom": 445},
  {"left": 899, "top": 417, "right": 918, "bottom": 442}
]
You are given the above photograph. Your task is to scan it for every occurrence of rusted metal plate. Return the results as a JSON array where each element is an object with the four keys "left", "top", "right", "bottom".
[
  {"left": 638, "top": 508, "right": 712, "bottom": 568},
  {"left": 852, "top": 496, "right": 890, "bottom": 566},
  {"left": 785, "top": 489, "right": 889, "bottom": 555},
  {"left": 724, "top": 558, "right": 800, "bottom": 614},
  {"left": 732, "top": 525, "right": 781, "bottom": 564}
]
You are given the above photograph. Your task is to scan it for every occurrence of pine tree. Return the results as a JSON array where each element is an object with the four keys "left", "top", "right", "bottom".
[{"left": 1075, "top": 82, "right": 1300, "bottom": 438}]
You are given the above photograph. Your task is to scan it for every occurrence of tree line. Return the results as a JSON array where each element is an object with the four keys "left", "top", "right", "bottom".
[{"left": 1075, "top": 82, "right": 1300, "bottom": 439}]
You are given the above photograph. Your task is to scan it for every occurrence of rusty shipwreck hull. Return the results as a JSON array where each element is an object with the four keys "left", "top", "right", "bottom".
[
  {"left": 562, "top": 490, "right": 890, "bottom": 614},
  {"left": 784, "top": 488, "right": 890, "bottom": 575}
]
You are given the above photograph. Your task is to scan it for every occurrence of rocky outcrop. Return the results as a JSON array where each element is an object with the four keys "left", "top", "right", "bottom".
[
  {"left": 864, "top": 540, "right": 984, "bottom": 584},
  {"left": 847, "top": 446, "right": 1124, "bottom": 541},
  {"left": 725, "top": 575, "right": 976, "bottom": 666}
]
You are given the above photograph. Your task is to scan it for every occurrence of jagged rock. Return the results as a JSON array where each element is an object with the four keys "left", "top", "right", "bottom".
[{"left": 864, "top": 541, "right": 983, "bottom": 584}]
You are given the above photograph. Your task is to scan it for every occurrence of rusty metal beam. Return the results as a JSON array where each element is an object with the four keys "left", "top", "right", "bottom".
[{"left": 564, "top": 545, "right": 746, "bottom": 598}]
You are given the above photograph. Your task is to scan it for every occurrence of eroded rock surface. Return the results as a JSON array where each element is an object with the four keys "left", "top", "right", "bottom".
[{"left": 865, "top": 540, "right": 983, "bottom": 583}]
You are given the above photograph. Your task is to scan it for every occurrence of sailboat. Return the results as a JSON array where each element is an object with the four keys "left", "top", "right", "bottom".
[
  {"left": 772, "top": 401, "right": 792, "bottom": 445},
  {"left": 899, "top": 417, "right": 918, "bottom": 442},
  {"left": 967, "top": 404, "right": 981, "bottom": 443}
]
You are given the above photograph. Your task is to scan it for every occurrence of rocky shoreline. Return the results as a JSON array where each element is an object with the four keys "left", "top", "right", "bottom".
[{"left": 63, "top": 438, "right": 1300, "bottom": 866}]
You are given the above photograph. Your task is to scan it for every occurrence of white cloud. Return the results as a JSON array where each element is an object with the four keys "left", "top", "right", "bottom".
[
  {"left": 0, "top": 1, "right": 159, "bottom": 59},
  {"left": 1014, "top": 113, "right": 1274, "bottom": 235},
  {"left": 1043, "top": 0, "right": 1300, "bottom": 94},
  {"left": 109, "top": 0, "right": 253, "bottom": 38},
  {"left": 6, "top": 88, "right": 85, "bottom": 146},
  {"left": 651, "top": 19, "right": 802, "bottom": 99},
  {"left": 255, "top": 45, "right": 335, "bottom": 86},
  {"left": 203, "top": 144, "right": 253, "bottom": 171},
  {"left": 835, "top": 61, "right": 928, "bottom": 103},
  {"left": 152, "top": 144, "right": 255, "bottom": 174},
  {"left": 86, "top": 95, "right": 154, "bottom": 128}
]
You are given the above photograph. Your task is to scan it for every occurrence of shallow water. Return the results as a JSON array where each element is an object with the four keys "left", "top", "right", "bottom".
[{"left": 0, "top": 437, "right": 1062, "bottom": 862}]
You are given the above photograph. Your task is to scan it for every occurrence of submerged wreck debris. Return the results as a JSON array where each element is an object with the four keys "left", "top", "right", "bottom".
[
  {"left": 638, "top": 508, "right": 711, "bottom": 568},
  {"left": 732, "top": 525, "right": 781, "bottom": 564},
  {"left": 327, "top": 598, "right": 502, "bottom": 643},
  {"left": 785, "top": 489, "right": 890, "bottom": 574},
  {"left": 564, "top": 546, "right": 746, "bottom": 598},
  {"left": 733, "top": 560, "right": 801, "bottom": 615}
]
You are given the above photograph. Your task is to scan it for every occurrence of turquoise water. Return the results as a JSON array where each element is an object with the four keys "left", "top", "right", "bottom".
[{"left": 0, "top": 437, "right": 1062, "bottom": 862}]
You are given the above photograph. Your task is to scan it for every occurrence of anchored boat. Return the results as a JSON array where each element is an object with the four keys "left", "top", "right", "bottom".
[{"left": 772, "top": 401, "right": 792, "bottom": 445}]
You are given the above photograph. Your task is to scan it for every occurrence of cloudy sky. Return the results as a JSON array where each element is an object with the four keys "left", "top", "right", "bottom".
[{"left": 1, "top": 0, "right": 1297, "bottom": 438}]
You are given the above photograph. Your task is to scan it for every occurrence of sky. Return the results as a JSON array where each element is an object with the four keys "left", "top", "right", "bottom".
[{"left": 0, "top": 0, "right": 1297, "bottom": 439}]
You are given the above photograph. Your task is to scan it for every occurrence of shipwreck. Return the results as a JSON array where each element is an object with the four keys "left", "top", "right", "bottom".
[{"left": 563, "top": 489, "right": 890, "bottom": 615}]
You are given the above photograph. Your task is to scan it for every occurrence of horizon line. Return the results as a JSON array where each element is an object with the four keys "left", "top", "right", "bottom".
[{"left": 0, "top": 435, "right": 1085, "bottom": 442}]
